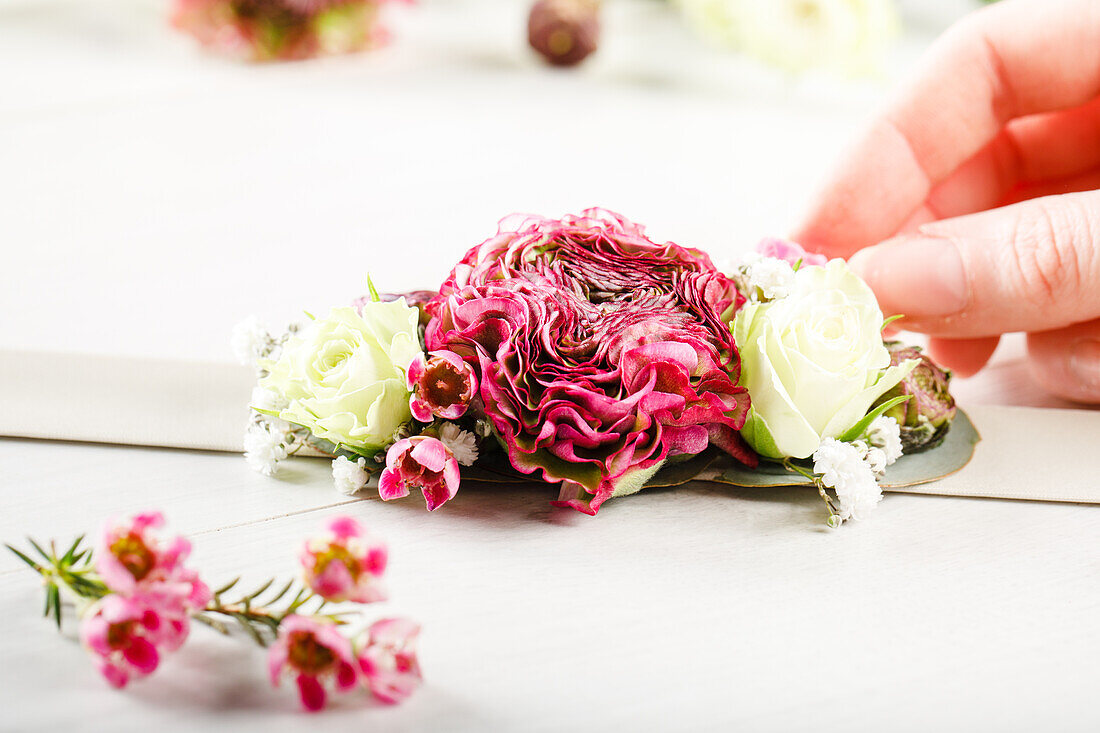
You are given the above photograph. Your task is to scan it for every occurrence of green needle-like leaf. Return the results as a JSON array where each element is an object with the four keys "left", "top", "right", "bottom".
[
  {"left": 61, "top": 534, "right": 85, "bottom": 564},
  {"left": 244, "top": 578, "right": 275, "bottom": 602},
  {"left": 233, "top": 615, "right": 267, "bottom": 648},
  {"left": 214, "top": 577, "right": 241, "bottom": 596},
  {"left": 265, "top": 579, "right": 295, "bottom": 606},
  {"left": 27, "top": 538, "right": 52, "bottom": 563},
  {"left": 5, "top": 544, "right": 41, "bottom": 570}
]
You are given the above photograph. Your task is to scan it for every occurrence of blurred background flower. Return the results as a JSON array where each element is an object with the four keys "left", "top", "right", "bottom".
[{"left": 674, "top": 0, "right": 900, "bottom": 76}]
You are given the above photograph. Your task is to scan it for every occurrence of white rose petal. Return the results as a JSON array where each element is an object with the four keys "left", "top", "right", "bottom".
[
  {"left": 332, "top": 456, "right": 371, "bottom": 496},
  {"left": 438, "top": 422, "right": 479, "bottom": 466}
]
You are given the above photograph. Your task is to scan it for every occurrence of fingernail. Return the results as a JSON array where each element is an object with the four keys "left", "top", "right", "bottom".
[
  {"left": 849, "top": 236, "right": 968, "bottom": 318},
  {"left": 1069, "top": 339, "right": 1100, "bottom": 390}
]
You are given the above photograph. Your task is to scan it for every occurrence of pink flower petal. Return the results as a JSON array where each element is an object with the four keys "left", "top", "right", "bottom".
[
  {"left": 378, "top": 468, "right": 409, "bottom": 501},
  {"left": 268, "top": 639, "right": 289, "bottom": 686},
  {"left": 335, "top": 661, "right": 358, "bottom": 691},
  {"left": 296, "top": 673, "right": 327, "bottom": 712},
  {"left": 325, "top": 516, "right": 362, "bottom": 540},
  {"left": 121, "top": 637, "right": 160, "bottom": 675},
  {"left": 409, "top": 438, "right": 448, "bottom": 473}
]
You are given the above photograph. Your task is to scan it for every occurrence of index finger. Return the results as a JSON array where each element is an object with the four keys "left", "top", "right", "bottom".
[{"left": 794, "top": 0, "right": 1100, "bottom": 258}]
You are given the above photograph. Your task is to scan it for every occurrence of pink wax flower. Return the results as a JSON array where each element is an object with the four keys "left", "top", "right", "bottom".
[
  {"left": 378, "top": 436, "right": 460, "bottom": 511},
  {"left": 755, "top": 237, "right": 828, "bottom": 268},
  {"left": 358, "top": 617, "right": 422, "bottom": 704},
  {"left": 300, "top": 516, "right": 388, "bottom": 604},
  {"left": 425, "top": 209, "right": 757, "bottom": 514},
  {"left": 96, "top": 512, "right": 210, "bottom": 609},
  {"left": 80, "top": 594, "right": 188, "bottom": 689},
  {"left": 269, "top": 615, "right": 359, "bottom": 712},
  {"left": 407, "top": 350, "right": 478, "bottom": 423}
]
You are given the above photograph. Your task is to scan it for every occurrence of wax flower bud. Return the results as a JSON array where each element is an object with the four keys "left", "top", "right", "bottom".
[
  {"left": 527, "top": 0, "right": 600, "bottom": 67},
  {"left": 872, "top": 341, "right": 956, "bottom": 452}
]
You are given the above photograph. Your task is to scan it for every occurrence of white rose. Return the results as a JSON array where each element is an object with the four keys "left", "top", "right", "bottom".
[
  {"left": 258, "top": 301, "right": 422, "bottom": 455},
  {"left": 733, "top": 259, "right": 918, "bottom": 459}
]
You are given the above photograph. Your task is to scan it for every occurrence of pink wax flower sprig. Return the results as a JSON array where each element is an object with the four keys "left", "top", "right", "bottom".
[{"left": 7, "top": 512, "right": 423, "bottom": 712}]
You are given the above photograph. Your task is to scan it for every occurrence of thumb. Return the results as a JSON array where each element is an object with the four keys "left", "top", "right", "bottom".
[{"left": 849, "top": 191, "right": 1100, "bottom": 338}]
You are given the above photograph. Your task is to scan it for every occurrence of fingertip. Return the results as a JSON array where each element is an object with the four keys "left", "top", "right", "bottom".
[
  {"left": 1028, "top": 323, "right": 1100, "bottom": 404},
  {"left": 927, "top": 336, "right": 1001, "bottom": 378}
]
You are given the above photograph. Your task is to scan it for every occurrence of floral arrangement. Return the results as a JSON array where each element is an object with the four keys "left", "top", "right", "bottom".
[
  {"left": 171, "top": 0, "right": 407, "bottom": 61},
  {"left": 237, "top": 209, "right": 973, "bottom": 525},
  {"left": 7, "top": 513, "right": 421, "bottom": 712}
]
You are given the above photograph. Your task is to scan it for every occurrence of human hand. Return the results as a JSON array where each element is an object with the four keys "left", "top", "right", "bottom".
[{"left": 794, "top": 0, "right": 1100, "bottom": 403}]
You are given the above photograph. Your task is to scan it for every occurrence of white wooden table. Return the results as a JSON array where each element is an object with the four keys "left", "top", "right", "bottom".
[{"left": 2, "top": 1, "right": 1098, "bottom": 730}]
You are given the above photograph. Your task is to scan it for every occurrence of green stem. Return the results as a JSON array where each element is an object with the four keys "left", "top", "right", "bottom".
[{"left": 782, "top": 459, "right": 841, "bottom": 525}]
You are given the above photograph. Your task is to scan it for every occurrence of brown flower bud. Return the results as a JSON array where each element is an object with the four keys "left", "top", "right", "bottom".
[{"left": 527, "top": 0, "right": 600, "bottom": 67}]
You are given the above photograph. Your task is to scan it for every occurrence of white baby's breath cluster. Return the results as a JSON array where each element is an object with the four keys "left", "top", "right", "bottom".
[
  {"left": 810, "top": 416, "right": 902, "bottom": 524},
  {"left": 244, "top": 420, "right": 292, "bottom": 476},
  {"left": 231, "top": 316, "right": 300, "bottom": 375},
  {"left": 332, "top": 455, "right": 372, "bottom": 495},
  {"left": 735, "top": 252, "right": 796, "bottom": 302}
]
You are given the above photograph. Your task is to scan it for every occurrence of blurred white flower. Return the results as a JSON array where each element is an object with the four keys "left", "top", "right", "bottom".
[
  {"left": 812, "top": 437, "right": 883, "bottom": 521},
  {"left": 251, "top": 385, "right": 289, "bottom": 414},
  {"left": 231, "top": 315, "right": 271, "bottom": 367},
  {"left": 244, "top": 421, "right": 288, "bottom": 476},
  {"left": 332, "top": 455, "right": 372, "bottom": 496},
  {"left": 438, "top": 422, "right": 479, "bottom": 467},
  {"left": 676, "top": 0, "right": 899, "bottom": 76}
]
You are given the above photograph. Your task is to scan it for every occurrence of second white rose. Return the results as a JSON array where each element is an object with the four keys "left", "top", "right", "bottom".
[{"left": 733, "top": 259, "right": 918, "bottom": 459}]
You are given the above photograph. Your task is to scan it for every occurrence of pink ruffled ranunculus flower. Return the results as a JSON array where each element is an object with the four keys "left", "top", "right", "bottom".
[
  {"left": 300, "top": 516, "right": 388, "bottom": 604},
  {"left": 378, "top": 436, "right": 460, "bottom": 511},
  {"left": 96, "top": 512, "right": 211, "bottom": 609},
  {"left": 358, "top": 617, "right": 422, "bottom": 704},
  {"left": 407, "top": 350, "right": 478, "bottom": 422},
  {"left": 269, "top": 615, "right": 359, "bottom": 712},
  {"left": 755, "top": 237, "right": 828, "bottom": 268},
  {"left": 80, "top": 594, "right": 189, "bottom": 689},
  {"left": 426, "top": 209, "right": 757, "bottom": 515}
]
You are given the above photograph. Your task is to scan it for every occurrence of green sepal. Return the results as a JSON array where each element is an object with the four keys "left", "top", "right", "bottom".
[{"left": 838, "top": 395, "right": 912, "bottom": 443}]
